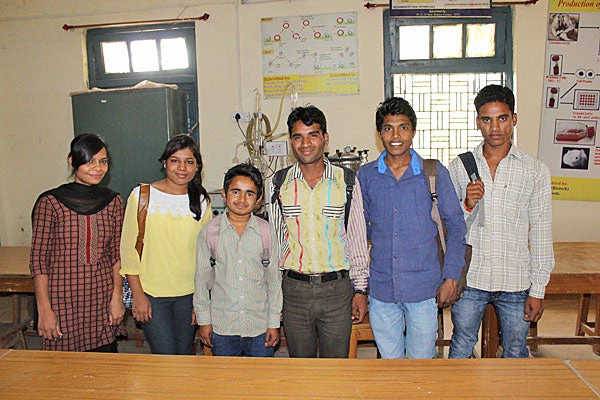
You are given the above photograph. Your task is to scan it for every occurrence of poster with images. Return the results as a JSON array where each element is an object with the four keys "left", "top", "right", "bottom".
[
  {"left": 538, "top": 0, "right": 600, "bottom": 201},
  {"left": 261, "top": 12, "right": 359, "bottom": 99}
]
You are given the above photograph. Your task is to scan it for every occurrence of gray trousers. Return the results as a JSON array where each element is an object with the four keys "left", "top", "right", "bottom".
[{"left": 282, "top": 273, "right": 353, "bottom": 358}]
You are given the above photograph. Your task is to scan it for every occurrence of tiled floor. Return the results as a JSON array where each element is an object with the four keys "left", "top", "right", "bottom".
[{"left": 1, "top": 294, "right": 598, "bottom": 359}]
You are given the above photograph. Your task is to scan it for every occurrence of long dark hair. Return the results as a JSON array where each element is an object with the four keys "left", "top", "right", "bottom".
[{"left": 159, "top": 134, "right": 209, "bottom": 221}]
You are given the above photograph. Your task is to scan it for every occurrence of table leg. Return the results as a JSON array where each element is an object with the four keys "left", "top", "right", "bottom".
[
  {"left": 481, "top": 303, "right": 499, "bottom": 358},
  {"left": 575, "top": 294, "right": 590, "bottom": 336},
  {"left": 594, "top": 295, "right": 599, "bottom": 355}
]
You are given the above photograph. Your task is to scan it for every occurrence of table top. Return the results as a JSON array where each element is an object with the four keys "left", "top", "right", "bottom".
[
  {"left": 0, "top": 246, "right": 30, "bottom": 276},
  {"left": 0, "top": 350, "right": 597, "bottom": 399},
  {"left": 553, "top": 242, "right": 600, "bottom": 275},
  {"left": 570, "top": 360, "right": 600, "bottom": 396}
]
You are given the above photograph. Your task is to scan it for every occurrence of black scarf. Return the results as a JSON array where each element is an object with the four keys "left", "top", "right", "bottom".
[{"left": 33, "top": 182, "right": 118, "bottom": 216}]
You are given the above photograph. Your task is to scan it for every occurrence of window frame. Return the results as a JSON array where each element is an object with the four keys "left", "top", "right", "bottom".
[
  {"left": 383, "top": 7, "right": 513, "bottom": 98},
  {"left": 86, "top": 22, "right": 197, "bottom": 89},
  {"left": 86, "top": 22, "right": 198, "bottom": 137}
]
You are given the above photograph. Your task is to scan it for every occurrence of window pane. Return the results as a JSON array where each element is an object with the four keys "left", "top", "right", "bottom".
[
  {"left": 398, "top": 25, "right": 430, "bottom": 60},
  {"left": 101, "top": 41, "right": 130, "bottom": 73},
  {"left": 466, "top": 24, "right": 495, "bottom": 57},
  {"left": 393, "top": 72, "right": 506, "bottom": 165},
  {"left": 131, "top": 40, "right": 159, "bottom": 72},
  {"left": 160, "top": 37, "right": 189, "bottom": 70},
  {"left": 433, "top": 24, "right": 462, "bottom": 59}
]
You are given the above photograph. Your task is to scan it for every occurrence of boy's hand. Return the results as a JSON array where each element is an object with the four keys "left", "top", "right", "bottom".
[
  {"left": 199, "top": 324, "right": 213, "bottom": 348},
  {"left": 352, "top": 293, "right": 368, "bottom": 324},
  {"left": 265, "top": 328, "right": 280, "bottom": 347},
  {"left": 437, "top": 279, "right": 458, "bottom": 308},
  {"left": 465, "top": 180, "right": 484, "bottom": 210}
]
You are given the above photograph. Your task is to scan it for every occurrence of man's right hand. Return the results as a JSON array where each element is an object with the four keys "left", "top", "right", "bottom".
[
  {"left": 132, "top": 294, "right": 152, "bottom": 323},
  {"left": 465, "top": 180, "right": 485, "bottom": 210},
  {"left": 199, "top": 324, "right": 213, "bottom": 348}
]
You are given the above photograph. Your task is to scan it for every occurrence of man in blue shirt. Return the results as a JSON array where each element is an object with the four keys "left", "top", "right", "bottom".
[{"left": 357, "top": 97, "right": 466, "bottom": 358}]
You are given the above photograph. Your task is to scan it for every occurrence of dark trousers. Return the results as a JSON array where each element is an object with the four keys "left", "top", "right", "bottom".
[{"left": 282, "top": 273, "right": 353, "bottom": 358}]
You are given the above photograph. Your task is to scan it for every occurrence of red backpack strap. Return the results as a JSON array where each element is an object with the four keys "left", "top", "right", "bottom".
[
  {"left": 206, "top": 215, "right": 221, "bottom": 267},
  {"left": 256, "top": 217, "right": 272, "bottom": 268}
]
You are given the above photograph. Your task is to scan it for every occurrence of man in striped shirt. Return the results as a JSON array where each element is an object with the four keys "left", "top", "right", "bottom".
[
  {"left": 448, "top": 85, "right": 555, "bottom": 358},
  {"left": 268, "top": 105, "right": 369, "bottom": 358}
]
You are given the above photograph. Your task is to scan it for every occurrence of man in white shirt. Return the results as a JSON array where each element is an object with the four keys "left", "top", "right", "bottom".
[{"left": 448, "top": 85, "right": 555, "bottom": 358}]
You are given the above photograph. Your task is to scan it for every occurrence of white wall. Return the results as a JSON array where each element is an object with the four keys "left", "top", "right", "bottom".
[{"left": 0, "top": 0, "right": 598, "bottom": 245}]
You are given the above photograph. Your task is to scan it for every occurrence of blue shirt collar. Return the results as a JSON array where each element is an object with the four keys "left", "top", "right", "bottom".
[{"left": 377, "top": 149, "right": 422, "bottom": 176}]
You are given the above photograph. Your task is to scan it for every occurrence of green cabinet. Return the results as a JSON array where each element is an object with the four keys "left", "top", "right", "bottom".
[{"left": 71, "top": 87, "right": 184, "bottom": 199}]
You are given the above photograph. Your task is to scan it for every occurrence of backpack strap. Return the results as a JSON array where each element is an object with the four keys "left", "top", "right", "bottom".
[
  {"left": 256, "top": 217, "right": 272, "bottom": 268},
  {"left": 271, "top": 166, "right": 292, "bottom": 213},
  {"left": 458, "top": 152, "right": 480, "bottom": 182},
  {"left": 206, "top": 216, "right": 221, "bottom": 267},
  {"left": 423, "top": 159, "right": 446, "bottom": 254},
  {"left": 135, "top": 184, "right": 150, "bottom": 259},
  {"left": 206, "top": 215, "right": 272, "bottom": 268},
  {"left": 271, "top": 165, "right": 354, "bottom": 231},
  {"left": 341, "top": 166, "right": 356, "bottom": 232}
]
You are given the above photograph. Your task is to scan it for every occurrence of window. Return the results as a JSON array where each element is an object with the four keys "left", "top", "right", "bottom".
[
  {"left": 86, "top": 23, "right": 198, "bottom": 136},
  {"left": 384, "top": 8, "right": 513, "bottom": 165}
]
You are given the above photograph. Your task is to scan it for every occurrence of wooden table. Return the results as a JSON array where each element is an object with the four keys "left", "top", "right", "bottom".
[
  {"left": 0, "top": 246, "right": 33, "bottom": 293},
  {"left": 482, "top": 242, "right": 600, "bottom": 357},
  {"left": 0, "top": 350, "right": 598, "bottom": 399},
  {"left": 570, "top": 360, "right": 600, "bottom": 396},
  {"left": 0, "top": 247, "right": 33, "bottom": 325}
]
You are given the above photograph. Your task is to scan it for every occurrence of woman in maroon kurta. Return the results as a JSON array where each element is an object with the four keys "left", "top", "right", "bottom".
[{"left": 30, "top": 133, "right": 125, "bottom": 352}]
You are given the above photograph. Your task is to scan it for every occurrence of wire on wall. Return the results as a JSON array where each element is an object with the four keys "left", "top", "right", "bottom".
[{"left": 62, "top": 14, "right": 210, "bottom": 31}]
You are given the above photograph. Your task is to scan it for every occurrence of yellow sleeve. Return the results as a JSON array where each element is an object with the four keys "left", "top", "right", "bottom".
[{"left": 119, "top": 189, "right": 142, "bottom": 277}]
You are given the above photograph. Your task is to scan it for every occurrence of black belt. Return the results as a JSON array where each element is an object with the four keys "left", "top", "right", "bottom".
[{"left": 284, "top": 269, "right": 348, "bottom": 284}]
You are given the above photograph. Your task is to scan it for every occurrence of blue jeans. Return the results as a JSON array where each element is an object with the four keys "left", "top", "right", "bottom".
[
  {"left": 142, "top": 293, "right": 196, "bottom": 355},
  {"left": 369, "top": 296, "right": 438, "bottom": 359},
  {"left": 211, "top": 332, "right": 275, "bottom": 357},
  {"left": 449, "top": 287, "right": 531, "bottom": 358}
]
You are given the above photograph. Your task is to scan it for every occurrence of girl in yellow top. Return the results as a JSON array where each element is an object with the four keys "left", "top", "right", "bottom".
[{"left": 120, "top": 135, "right": 211, "bottom": 354}]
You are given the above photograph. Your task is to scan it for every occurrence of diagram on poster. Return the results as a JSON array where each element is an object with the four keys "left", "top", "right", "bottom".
[
  {"left": 538, "top": 0, "right": 600, "bottom": 201},
  {"left": 261, "top": 12, "right": 359, "bottom": 99}
]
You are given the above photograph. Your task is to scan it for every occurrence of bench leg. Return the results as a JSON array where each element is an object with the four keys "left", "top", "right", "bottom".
[
  {"left": 435, "top": 307, "right": 445, "bottom": 358},
  {"left": 529, "top": 321, "right": 538, "bottom": 354},
  {"left": 481, "top": 304, "right": 499, "bottom": 358},
  {"left": 348, "top": 329, "right": 359, "bottom": 358},
  {"left": 594, "top": 295, "right": 599, "bottom": 355}
]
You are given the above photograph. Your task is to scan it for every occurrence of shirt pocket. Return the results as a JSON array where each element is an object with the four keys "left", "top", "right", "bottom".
[
  {"left": 282, "top": 205, "right": 302, "bottom": 218},
  {"left": 322, "top": 205, "right": 345, "bottom": 219}
]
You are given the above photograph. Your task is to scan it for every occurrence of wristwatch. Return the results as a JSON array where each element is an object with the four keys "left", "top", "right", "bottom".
[{"left": 354, "top": 288, "right": 369, "bottom": 296}]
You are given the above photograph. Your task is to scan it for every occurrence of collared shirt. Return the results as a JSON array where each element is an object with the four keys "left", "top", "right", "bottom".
[
  {"left": 194, "top": 213, "right": 282, "bottom": 337},
  {"left": 268, "top": 159, "right": 369, "bottom": 290},
  {"left": 448, "top": 142, "right": 555, "bottom": 298},
  {"left": 358, "top": 150, "right": 466, "bottom": 303}
]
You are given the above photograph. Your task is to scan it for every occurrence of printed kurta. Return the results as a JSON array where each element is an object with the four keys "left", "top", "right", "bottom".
[{"left": 30, "top": 194, "right": 124, "bottom": 351}]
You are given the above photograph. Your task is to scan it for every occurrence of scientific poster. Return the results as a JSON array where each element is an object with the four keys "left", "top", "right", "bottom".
[
  {"left": 389, "top": 0, "right": 490, "bottom": 18},
  {"left": 261, "top": 12, "right": 359, "bottom": 99},
  {"left": 538, "top": 0, "right": 600, "bottom": 201}
]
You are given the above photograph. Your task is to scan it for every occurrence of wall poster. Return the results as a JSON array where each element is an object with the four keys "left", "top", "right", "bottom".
[
  {"left": 538, "top": 0, "right": 600, "bottom": 201},
  {"left": 261, "top": 12, "right": 359, "bottom": 99}
]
